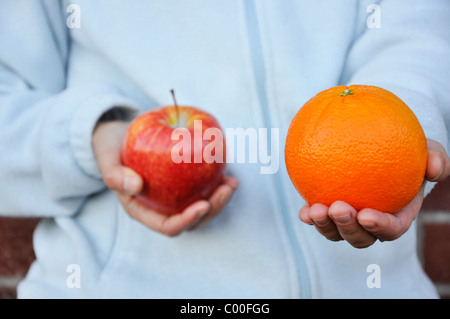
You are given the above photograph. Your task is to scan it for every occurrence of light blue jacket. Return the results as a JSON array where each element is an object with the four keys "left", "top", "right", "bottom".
[{"left": 1, "top": 0, "right": 449, "bottom": 298}]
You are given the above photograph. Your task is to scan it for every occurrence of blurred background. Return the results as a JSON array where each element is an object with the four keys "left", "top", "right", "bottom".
[{"left": 0, "top": 177, "right": 449, "bottom": 299}]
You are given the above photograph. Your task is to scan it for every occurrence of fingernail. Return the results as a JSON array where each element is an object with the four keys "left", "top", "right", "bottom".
[
  {"left": 362, "top": 221, "right": 377, "bottom": 230},
  {"left": 228, "top": 178, "right": 240, "bottom": 189},
  {"left": 219, "top": 190, "right": 232, "bottom": 205},
  {"left": 123, "top": 175, "right": 139, "bottom": 195},
  {"left": 333, "top": 214, "right": 351, "bottom": 225},
  {"left": 431, "top": 154, "right": 444, "bottom": 180},
  {"left": 359, "top": 216, "right": 377, "bottom": 230},
  {"left": 198, "top": 207, "right": 210, "bottom": 218},
  {"left": 188, "top": 208, "right": 210, "bottom": 231},
  {"left": 312, "top": 217, "right": 329, "bottom": 227},
  {"left": 196, "top": 201, "right": 210, "bottom": 215}
]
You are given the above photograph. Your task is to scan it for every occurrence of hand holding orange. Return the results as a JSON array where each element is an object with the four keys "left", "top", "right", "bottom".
[{"left": 284, "top": 85, "right": 450, "bottom": 248}]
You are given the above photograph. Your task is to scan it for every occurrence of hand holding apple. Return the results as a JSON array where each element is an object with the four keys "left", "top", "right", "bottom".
[
  {"left": 120, "top": 91, "right": 228, "bottom": 215},
  {"left": 92, "top": 97, "right": 238, "bottom": 236}
]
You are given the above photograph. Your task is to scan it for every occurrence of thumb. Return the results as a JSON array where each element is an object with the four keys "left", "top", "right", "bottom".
[
  {"left": 96, "top": 143, "right": 143, "bottom": 195},
  {"left": 93, "top": 121, "right": 143, "bottom": 195},
  {"left": 103, "top": 166, "right": 143, "bottom": 196},
  {"left": 426, "top": 139, "right": 450, "bottom": 182}
]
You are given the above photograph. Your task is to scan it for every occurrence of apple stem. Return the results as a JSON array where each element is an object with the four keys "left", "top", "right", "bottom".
[{"left": 170, "top": 89, "right": 180, "bottom": 128}]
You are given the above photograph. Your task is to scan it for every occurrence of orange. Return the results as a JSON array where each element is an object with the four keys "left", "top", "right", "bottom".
[{"left": 285, "top": 85, "right": 427, "bottom": 213}]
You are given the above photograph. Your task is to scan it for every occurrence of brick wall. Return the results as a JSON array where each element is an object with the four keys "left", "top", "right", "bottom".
[
  {"left": 420, "top": 178, "right": 450, "bottom": 298},
  {"left": 0, "top": 179, "right": 449, "bottom": 299},
  {"left": 0, "top": 217, "right": 40, "bottom": 298}
]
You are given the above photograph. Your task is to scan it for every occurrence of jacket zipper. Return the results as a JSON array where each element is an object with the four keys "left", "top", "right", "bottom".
[{"left": 243, "top": 0, "right": 312, "bottom": 299}]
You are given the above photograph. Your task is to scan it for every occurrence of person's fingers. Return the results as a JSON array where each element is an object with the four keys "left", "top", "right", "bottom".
[
  {"left": 102, "top": 166, "right": 143, "bottom": 196},
  {"left": 357, "top": 209, "right": 407, "bottom": 242},
  {"left": 223, "top": 176, "right": 240, "bottom": 189},
  {"left": 117, "top": 174, "right": 238, "bottom": 236},
  {"left": 117, "top": 192, "right": 211, "bottom": 237},
  {"left": 188, "top": 176, "right": 239, "bottom": 230},
  {"left": 187, "top": 185, "right": 231, "bottom": 230},
  {"left": 93, "top": 121, "right": 143, "bottom": 195},
  {"left": 298, "top": 204, "right": 313, "bottom": 225},
  {"left": 309, "top": 203, "right": 343, "bottom": 242},
  {"left": 328, "top": 201, "right": 376, "bottom": 248},
  {"left": 426, "top": 139, "right": 450, "bottom": 182},
  {"left": 96, "top": 141, "right": 143, "bottom": 195},
  {"left": 153, "top": 200, "right": 211, "bottom": 237},
  {"left": 357, "top": 185, "right": 424, "bottom": 241},
  {"left": 209, "top": 177, "right": 239, "bottom": 214}
]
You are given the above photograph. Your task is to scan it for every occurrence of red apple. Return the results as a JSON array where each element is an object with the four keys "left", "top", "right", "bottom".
[{"left": 120, "top": 97, "right": 226, "bottom": 215}]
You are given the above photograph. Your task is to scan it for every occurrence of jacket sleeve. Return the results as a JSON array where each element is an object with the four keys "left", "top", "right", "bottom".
[
  {"left": 0, "top": 0, "right": 141, "bottom": 217},
  {"left": 341, "top": 0, "right": 450, "bottom": 151},
  {"left": 340, "top": 0, "right": 450, "bottom": 195}
]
